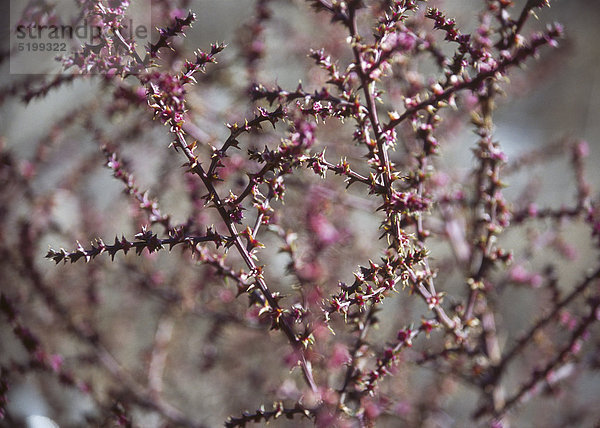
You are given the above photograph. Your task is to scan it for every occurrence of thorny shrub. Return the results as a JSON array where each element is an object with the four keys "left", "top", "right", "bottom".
[{"left": 1, "top": 0, "right": 600, "bottom": 427}]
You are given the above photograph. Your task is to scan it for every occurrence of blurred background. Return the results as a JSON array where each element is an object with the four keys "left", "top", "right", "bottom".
[{"left": 1, "top": 0, "right": 600, "bottom": 427}]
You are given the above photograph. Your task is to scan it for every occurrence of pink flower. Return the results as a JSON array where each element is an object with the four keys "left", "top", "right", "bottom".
[{"left": 328, "top": 344, "right": 351, "bottom": 369}]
